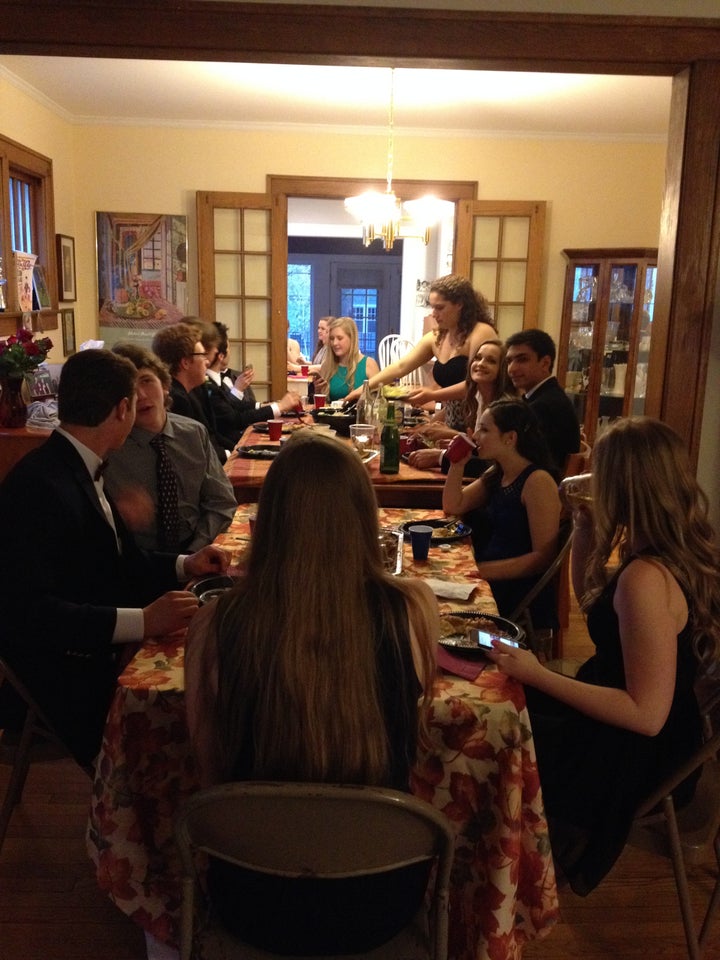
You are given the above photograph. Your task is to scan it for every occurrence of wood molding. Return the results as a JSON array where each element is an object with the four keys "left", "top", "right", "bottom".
[{"left": 1, "top": 3, "right": 720, "bottom": 73}]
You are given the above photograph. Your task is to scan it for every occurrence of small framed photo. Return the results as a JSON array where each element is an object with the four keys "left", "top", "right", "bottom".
[
  {"left": 56, "top": 233, "right": 77, "bottom": 302},
  {"left": 32, "top": 264, "right": 52, "bottom": 309},
  {"left": 61, "top": 307, "right": 76, "bottom": 356}
]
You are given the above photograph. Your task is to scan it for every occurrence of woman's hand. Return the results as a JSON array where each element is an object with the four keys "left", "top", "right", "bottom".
[
  {"left": 415, "top": 422, "right": 459, "bottom": 442},
  {"left": 407, "top": 386, "right": 437, "bottom": 407},
  {"left": 483, "top": 640, "right": 547, "bottom": 686}
]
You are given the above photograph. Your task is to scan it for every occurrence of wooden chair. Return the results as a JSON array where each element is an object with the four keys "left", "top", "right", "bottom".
[
  {"left": 508, "top": 522, "right": 574, "bottom": 660},
  {"left": 628, "top": 723, "right": 720, "bottom": 960},
  {"left": 0, "top": 655, "right": 90, "bottom": 855},
  {"left": 174, "top": 781, "right": 455, "bottom": 960}
]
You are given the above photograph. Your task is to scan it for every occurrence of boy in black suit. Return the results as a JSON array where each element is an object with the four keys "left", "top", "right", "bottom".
[
  {"left": 0, "top": 349, "right": 227, "bottom": 765},
  {"left": 505, "top": 328, "right": 580, "bottom": 477}
]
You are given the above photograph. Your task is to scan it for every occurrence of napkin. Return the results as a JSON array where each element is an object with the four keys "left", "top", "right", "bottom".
[
  {"left": 422, "top": 578, "right": 477, "bottom": 600},
  {"left": 436, "top": 645, "right": 486, "bottom": 681}
]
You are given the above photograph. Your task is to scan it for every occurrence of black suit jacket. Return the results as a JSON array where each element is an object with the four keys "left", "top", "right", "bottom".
[
  {"left": 0, "top": 431, "right": 180, "bottom": 763},
  {"left": 204, "top": 377, "right": 274, "bottom": 447},
  {"left": 169, "top": 378, "right": 230, "bottom": 463},
  {"left": 525, "top": 376, "right": 580, "bottom": 477}
]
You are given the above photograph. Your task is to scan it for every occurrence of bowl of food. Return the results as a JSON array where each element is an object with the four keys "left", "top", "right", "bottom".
[{"left": 312, "top": 408, "right": 354, "bottom": 437}]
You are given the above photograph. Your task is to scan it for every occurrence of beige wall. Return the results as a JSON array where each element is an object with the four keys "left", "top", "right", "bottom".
[{"left": 1, "top": 77, "right": 665, "bottom": 362}]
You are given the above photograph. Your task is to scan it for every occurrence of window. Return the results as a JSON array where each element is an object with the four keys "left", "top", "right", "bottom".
[
  {"left": 287, "top": 263, "right": 313, "bottom": 358},
  {"left": 0, "top": 134, "right": 57, "bottom": 323}
]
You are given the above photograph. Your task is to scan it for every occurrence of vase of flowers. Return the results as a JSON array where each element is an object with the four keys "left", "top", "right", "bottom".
[{"left": 0, "top": 328, "right": 53, "bottom": 428}]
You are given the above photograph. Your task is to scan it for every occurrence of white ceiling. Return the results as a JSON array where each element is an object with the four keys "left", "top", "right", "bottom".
[{"left": 0, "top": 56, "right": 672, "bottom": 140}]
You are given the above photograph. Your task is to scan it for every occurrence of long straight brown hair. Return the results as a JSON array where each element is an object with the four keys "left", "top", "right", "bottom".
[{"left": 209, "top": 431, "right": 437, "bottom": 784}]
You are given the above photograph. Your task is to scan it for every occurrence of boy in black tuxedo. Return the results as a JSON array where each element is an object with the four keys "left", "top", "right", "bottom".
[{"left": 0, "top": 349, "right": 227, "bottom": 764}]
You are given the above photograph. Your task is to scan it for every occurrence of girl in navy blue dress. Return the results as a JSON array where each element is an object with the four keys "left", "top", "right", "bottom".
[
  {"left": 442, "top": 398, "right": 562, "bottom": 627},
  {"left": 485, "top": 417, "right": 720, "bottom": 894}
]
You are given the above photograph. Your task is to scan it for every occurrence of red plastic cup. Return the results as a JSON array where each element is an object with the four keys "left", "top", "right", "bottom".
[
  {"left": 446, "top": 433, "right": 476, "bottom": 463},
  {"left": 314, "top": 394, "right": 327, "bottom": 409},
  {"left": 267, "top": 419, "right": 283, "bottom": 441},
  {"left": 300, "top": 364, "right": 309, "bottom": 376}
]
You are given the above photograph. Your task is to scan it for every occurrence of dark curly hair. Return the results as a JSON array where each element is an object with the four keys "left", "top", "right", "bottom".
[{"left": 430, "top": 274, "right": 495, "bottom": 346}]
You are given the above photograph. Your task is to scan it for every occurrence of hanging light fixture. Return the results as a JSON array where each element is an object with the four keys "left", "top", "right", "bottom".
[{"left": 344, "top": 69, "right": 453, "bottom": 251}]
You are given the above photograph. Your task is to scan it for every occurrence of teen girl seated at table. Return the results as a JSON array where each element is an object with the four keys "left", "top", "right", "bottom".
[
  {"left": 442, "top": 398, "right": 561, "bottom": 628},
  {"left": 408, "top": 337, "right": 516, "bottom": 471},
  {"left": 184, "top": 430, "right": 438, "bottom": 953},
  {"left": 314, "top": 315, "right": 380, "bottom": 402},
  {"left": 485, "top": 417, "right": 720, "bottom": 896}
]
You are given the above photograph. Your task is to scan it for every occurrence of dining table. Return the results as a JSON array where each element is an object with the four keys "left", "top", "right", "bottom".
[
  {"left": 224, "top": 419, "right": 450, "bottom": 509},
  {"left": 86, "top": 504, "right": 559, "bottom": 960}
]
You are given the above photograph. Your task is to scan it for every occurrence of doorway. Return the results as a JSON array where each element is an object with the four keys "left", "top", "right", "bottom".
[{"left": 288, "top": 235, "right": 402, "bottom": 361}]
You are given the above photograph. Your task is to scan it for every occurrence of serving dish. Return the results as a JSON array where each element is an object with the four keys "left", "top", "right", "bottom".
[
  {"left": 313, "top": 408, "right": 354, "bottom": 437},
  {"left": 235, "top": 444, "right": 281, "bottom": 459},
  {"left": 438, "top": 611, "right": 524, "bottom": 659},
  {"left": 190, "top": 575, "right": 238, "bottom": 605},
  {"left": 399, "top": 518, "right": 472, "bottom": 544},
  {"left": 378, "top": 527, "right": 403, "bottom": 575}
]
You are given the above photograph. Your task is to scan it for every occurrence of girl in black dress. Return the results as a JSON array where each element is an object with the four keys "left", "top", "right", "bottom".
[{"left": 485, "top": 416, "right": 720, "bottom": 894}]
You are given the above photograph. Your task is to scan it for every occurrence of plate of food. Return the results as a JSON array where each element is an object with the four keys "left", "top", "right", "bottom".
[
  {"left": 399, "top": 518, "right": 472, "bottom": 544},
  {"left": 438, "top": 611, "right": 525, "bottom": 658},
  {"left": 235, "top": 444, "right": 281, "bottom": 459}
]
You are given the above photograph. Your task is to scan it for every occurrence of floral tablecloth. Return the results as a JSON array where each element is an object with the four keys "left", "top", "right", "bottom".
[{"left": 86, "top": 506, "right": 558, "bottom": 958}]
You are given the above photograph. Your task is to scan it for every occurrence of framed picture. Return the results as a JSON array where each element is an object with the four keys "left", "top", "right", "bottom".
[
  {"left": 61, "top": 307, "right": 76, "bottom": 356},
  {"left": 32, "top": 264, "right": 52, "bottom": 309},
  {"left": 56, "top": 233, "right": 77, "bottom": 302}
]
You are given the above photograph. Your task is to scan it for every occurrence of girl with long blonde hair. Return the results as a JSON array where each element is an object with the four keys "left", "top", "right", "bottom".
[
  {"left": 485, "top": 416, "right": 720, "bottom": 895},
  {"left": 317, "top": 316, "right": 380, "bottom": 402}
]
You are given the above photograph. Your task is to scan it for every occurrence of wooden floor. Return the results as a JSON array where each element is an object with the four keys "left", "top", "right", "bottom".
[{"left": 1, "top": 607, "right": 718, "bottom": 959}]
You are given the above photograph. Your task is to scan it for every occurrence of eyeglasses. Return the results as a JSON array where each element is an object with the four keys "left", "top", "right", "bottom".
[{"left": 191, "top": 351, "right": 207, "bottom": 358}]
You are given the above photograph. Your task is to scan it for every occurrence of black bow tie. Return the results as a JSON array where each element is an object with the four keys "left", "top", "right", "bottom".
[{"left": 94, "top": 460, "right": 108, "bottom": 482}]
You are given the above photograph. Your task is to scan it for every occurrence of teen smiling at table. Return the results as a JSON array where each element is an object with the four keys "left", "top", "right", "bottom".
[
  {"left": 315, "top": 315, "right": 380, "bottom": 402},
  {"left": 442, "top": 398, "right": 561, "bottom": 628},
  {"left": 485, "top": 417, "right": 720, "bottom": 895}
]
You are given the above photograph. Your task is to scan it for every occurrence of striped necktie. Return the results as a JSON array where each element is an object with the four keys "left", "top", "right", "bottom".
[{"left": 149, "top": 433, "right": 180, "bottom": 551}]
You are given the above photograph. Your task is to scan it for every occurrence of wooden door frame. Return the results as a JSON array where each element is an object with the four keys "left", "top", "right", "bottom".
[{"left": 4, "top": 3, "right": 720, "bottom": 461}]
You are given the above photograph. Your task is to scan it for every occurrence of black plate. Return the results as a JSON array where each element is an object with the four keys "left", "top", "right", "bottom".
[
  {"left": 400, "top": 518, "right": 472, "bottom": 544},
  {"left": 252, "top": 422, "right": 294, "bottom": 435},
  {"left": 438, "top": 611, "right": 524, "bottom": 659},
  {"left": 236, "top": 444, "right": 281, "bottom": 459}
]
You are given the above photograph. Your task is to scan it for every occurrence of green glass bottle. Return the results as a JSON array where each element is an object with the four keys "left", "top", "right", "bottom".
[{"left": 380, "top": 401, "right": 400, "bottom": 475}]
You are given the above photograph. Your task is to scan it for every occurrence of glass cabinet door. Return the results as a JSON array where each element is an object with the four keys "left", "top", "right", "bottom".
[
  {"left": 558, "top": 248, "right": 658, "bottom": 445},
  {"left": 632, "top": 264, "right": 656, "bottom": 415},
  {"left": 563, "top": 262, "right": 600, "bottom": 429}
]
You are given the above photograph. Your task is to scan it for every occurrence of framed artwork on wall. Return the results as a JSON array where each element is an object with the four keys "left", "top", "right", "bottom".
[
  {"left": 57, "top": 234, "right": 77, "bottom": 302},
  {"left": 95, "top": 211, "right": 187, "bottom": 349},
  {"left": 61, "top": 307, "right": 76, "bottom": 355}
]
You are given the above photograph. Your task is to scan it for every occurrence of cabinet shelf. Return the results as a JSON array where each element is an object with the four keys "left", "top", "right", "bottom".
[{"left": 557, "top": 247, "right": 657, "bottom": 445}]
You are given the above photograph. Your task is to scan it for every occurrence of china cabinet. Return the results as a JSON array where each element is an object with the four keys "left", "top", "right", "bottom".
[{"left": 556, "top": 248, "right": 657, "bottom": 445}]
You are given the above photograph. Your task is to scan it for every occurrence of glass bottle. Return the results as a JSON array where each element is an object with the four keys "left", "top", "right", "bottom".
[
  {"left": 380, "top": 401, "right": 400, "bottom": 475},
  {"left": 356, "top": 378, "right": 372, "bottom": 424}
]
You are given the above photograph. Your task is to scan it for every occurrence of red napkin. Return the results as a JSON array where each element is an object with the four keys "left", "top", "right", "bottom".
[{"left": 436, "top": 644, "right": 487, "bottom": 681}]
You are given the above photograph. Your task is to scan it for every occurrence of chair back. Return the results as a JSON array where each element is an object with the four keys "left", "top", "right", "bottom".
[
  {"left": 564, "top": 439, "right": 592, "bottom": 479},
  {"left": 175, "top": 781, "right": 455, "bottom": 960},
  {"left": 378, "top": 334, "right": 401, "bottom": 370},
  {"left": 629, "top": 724, "right": 720, "bottom": 959},
  {"left": 508, "top": 522, "right": 574, "bottom": 656}
]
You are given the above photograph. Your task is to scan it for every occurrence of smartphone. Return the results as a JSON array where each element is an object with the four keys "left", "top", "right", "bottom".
[{"left": 469, "top": 627, "right": 526, "bottom": 651}]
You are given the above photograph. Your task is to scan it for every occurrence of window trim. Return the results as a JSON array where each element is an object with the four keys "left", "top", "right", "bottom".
[{"left": 0, "top": 133, "right": 57, "bottom": 331}]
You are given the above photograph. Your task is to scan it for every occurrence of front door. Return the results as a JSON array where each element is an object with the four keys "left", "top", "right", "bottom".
[{"left": 330, "top": 259, "right": 402, "bottom": 362}]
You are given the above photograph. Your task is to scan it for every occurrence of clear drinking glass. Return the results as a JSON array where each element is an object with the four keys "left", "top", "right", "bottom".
[{"left": 560, "top": 472, "right": 593, "bottom": 509}]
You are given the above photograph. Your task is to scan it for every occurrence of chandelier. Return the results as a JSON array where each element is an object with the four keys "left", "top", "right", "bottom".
[{"left": 344, "top": 69, "right": 453, "bottom": 251}]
